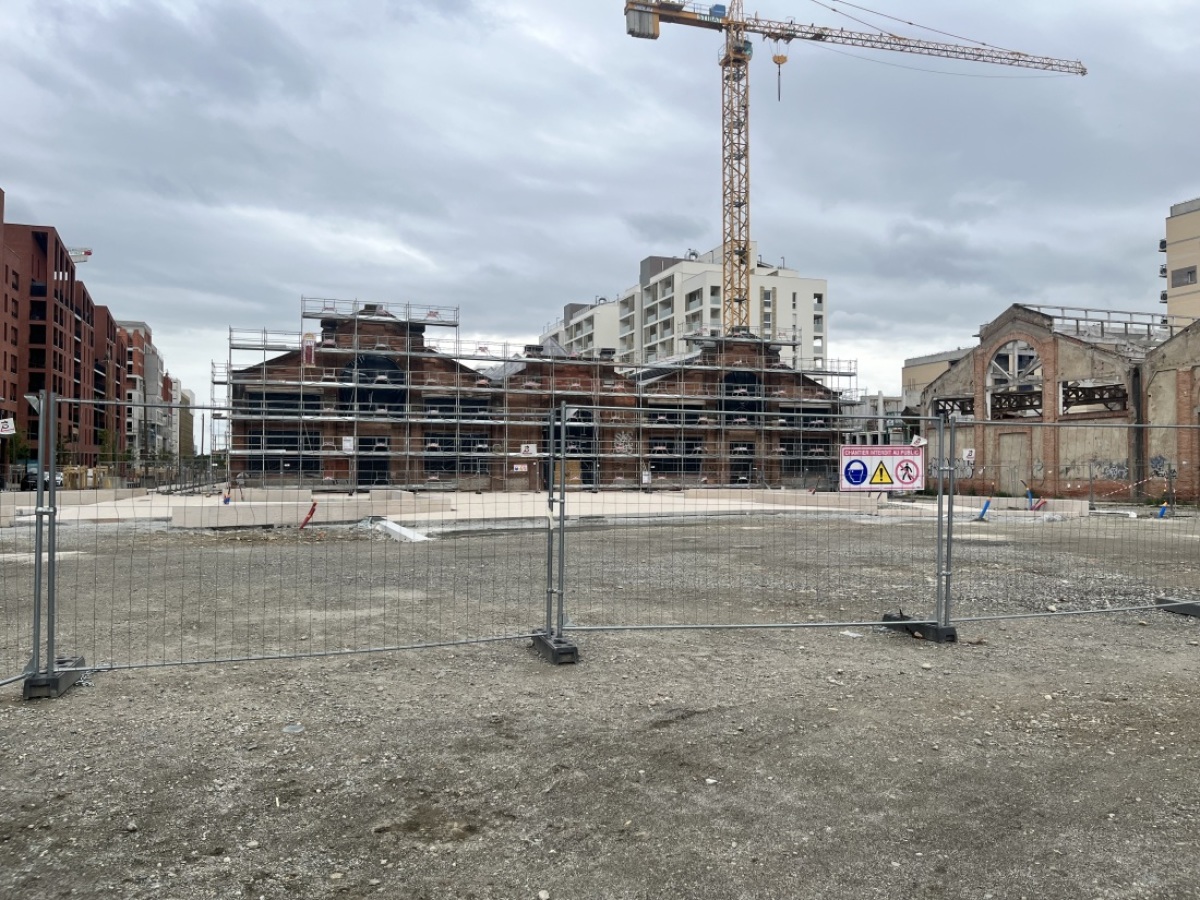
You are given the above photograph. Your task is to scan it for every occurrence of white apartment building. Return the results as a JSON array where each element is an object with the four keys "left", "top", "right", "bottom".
[
  {"left": 542, "top": 244, "right": 828, "bottom": 368},
  {"left": 118, "top": 321, "right": 170, "bottom": 463}
]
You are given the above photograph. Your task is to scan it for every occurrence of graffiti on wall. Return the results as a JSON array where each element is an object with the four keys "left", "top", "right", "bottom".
[{"left": 1092, "top": 459, "right": 1129, "bottom": 481}]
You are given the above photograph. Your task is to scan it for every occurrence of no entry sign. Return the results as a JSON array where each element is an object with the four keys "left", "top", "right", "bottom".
[{"left": 839, "top": 446, "right": 925, "bottom": 492}]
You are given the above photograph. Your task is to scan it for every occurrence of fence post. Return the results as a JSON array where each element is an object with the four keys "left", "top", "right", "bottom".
[
  {"left": 45, "top": 392, "right": 59, "bottom": 676},
  {"left": 542, "top": 406, "right": 555, "bottom": 635},
  {"left": 28, "top": 390, "right": 47, "bottom": 680},
  {"left": 533, "top": 402, "right": 579, "bottom": 664},
  {"left": 23, "top": 391, "right": 84, "bottom": 699},
  {"left": 556, "top": 402, "right": 568, "bottom": 641},
  {"left": 932, "top": 416, "right": 946, "bottom": 629},
  {"left": 887, "top": 416, "right": 958, "bottom": 642},
  {"left": 941, "top": 417, "right": 958, "bottom": 639}
]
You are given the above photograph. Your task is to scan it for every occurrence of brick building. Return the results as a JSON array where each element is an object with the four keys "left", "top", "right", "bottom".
[
  {"left": 93, "top": 304, "right": 128, "bottom": 464},
  {"left": 919, "top": 304, "right": 1200, "bottom": 500},
  {"left": 1, "top": 188, "right": 21, "bottom": 433},
  {"left": 3, "top": 222, "right": 94, "bottom": 461},
  {"left": 223, "top": 298, "right": 850, "bottom": 491},
  {"left": 0, "top": 185, "right": 183, "bottom": 477}
]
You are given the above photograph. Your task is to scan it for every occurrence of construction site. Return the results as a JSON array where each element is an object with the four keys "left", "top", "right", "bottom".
[{"left": 213, "top": 297, "right": 856, "bottom": 492}]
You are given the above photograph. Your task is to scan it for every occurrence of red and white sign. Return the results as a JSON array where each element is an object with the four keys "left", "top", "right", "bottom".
[{"left": 839, "top": 446, "right": 925, "bottom": 492}]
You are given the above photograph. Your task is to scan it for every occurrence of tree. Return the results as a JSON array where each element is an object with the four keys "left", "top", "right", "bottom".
[{"left": 6, "top": 432, "right": 31, "bottom": 466}]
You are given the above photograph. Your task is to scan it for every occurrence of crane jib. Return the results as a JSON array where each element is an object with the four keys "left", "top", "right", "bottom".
[{"left": 625, "top": 1, "right": 1086, "bottom": 336}]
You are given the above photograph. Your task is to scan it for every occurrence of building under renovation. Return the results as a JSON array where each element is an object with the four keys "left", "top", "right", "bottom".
[
  {"left": 920, "top": 304, "right": 1200, "bottom": 499},
  {"left": 215, "top": 298, "right": 857, "bottom": 491}
]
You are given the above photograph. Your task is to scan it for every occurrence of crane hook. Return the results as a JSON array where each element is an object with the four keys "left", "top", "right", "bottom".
[{"left": 771, "top": 44, "right": 788, "bottom": 101}]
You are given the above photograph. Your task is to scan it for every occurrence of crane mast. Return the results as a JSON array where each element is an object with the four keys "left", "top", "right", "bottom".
[
  {"left": 625, "top": 1, "right": 1086, "bottom": 338},
  {"left": 720, "top": 0, "right": 751, "bottom": 333}
]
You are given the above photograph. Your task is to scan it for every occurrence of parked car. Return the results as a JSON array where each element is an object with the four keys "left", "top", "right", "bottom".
[{"left": 20, "top": 470, "right": 64, "bottom": 491}]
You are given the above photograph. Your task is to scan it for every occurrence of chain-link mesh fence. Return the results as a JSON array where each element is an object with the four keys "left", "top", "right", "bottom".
[
  {"left": 9, "top": 396, "right": 1200, "bottom": 691},
  {"left": 942, "top": 420, "right": 1200, "bottom": 624}
]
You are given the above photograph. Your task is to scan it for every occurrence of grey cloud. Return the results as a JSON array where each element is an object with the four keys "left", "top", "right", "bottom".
[
  {"left": 3, "top": 0, "right": 1199, "bottom": 400},
  {"left": 8, "top": 0, "right": 321, "bottom": 109},
  {"left": 383, "top": 0, "right": 479, "bottom": 24},
  {"left": 621, "top": 212, "right": 709, "bottom": 247}
]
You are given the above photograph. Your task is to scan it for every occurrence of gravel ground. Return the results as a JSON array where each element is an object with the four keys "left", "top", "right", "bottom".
[{"left": 2, "top": 512, "right": 1199, "bottom": 899}]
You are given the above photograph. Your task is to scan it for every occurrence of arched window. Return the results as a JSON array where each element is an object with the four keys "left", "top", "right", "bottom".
[{"left": 987, "top": 340, "right": 1043, "bottom": 418}]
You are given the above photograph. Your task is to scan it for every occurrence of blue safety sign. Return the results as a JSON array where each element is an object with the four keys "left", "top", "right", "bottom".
[{"left": 843, "top": 459, "right": 868, "bottom": 486}]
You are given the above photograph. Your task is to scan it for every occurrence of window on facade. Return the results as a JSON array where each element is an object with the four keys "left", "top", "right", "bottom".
[
  {"left": 987, "top": 339, "right": 1043, "bottom": 418},
  {"left": 1171, "top": 266, "right": 1198, "bottom": 288}
]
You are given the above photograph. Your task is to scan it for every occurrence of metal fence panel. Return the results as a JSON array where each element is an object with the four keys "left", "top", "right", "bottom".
[
  {"left": 0, "top": 527, "right": 36, "bottom": 686},
  {"left": 35, "top": 399, "right": 552, "bottom": 672},
  {"left": 944, "top": 420, "right": 1200, "bottom": 624},
  {"left": 557, "top": 406, "right": 945, "bottom": 633}
]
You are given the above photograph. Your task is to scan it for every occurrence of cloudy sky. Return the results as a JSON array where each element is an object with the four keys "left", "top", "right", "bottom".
[{"left": 2, "top": 0, "right": 1197, "bottom": 402}]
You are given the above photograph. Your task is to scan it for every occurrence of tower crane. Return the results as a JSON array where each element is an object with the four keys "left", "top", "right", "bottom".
[{"left": 624, "top": 1, "right": 1087, "bottom": 336}]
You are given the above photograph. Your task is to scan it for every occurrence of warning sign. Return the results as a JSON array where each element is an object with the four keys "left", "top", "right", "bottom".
[
  {"left": 894, "top": 458, "right": 921, "bottom": 486},
  {"left": 839, "top": 446, "right": 925, "bottom": 492},
  {"left": 869, "top": 462, "right": 894, "bottom": 486}
]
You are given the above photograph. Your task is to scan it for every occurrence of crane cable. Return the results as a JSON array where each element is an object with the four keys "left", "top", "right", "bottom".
[
  {"left": 811, "top": 0, "right": 1026, "bottom": 54},
  {"left": 799, "top": 39, "right": 1079, "bottom": 78}
]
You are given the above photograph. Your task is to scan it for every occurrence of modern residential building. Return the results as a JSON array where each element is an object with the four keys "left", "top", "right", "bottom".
[
  {"left": 541, "top": 244, "right": 829, "bottom": 370},
  {"left": 1162, "top": 196, "right": 1200, "bottom": 322},
  {"left": 118, "top": 321, "right": 171, "bottom": 464},
  {"left": 541, "top": 298, "right": 621, "bottom": 360},
  {"left": 1, "top": 188, "right": 20, "bottom": 433},
  {"left": 167, "top": 378, "right": 196, "bottom": 463},
  {"left": 841, "top": 391, "right": 908, "bottom": 445},
  {"left": 218, "top": 297, "right": 855, "bottom": 491},
  {"left": 92, "top": 305, "right": 128, "bottom": 464},
  {"left": 176, "top": 381, "right": 193, "bottom": 460},
  {"left": 4, "top": 221, "right": 101, "bottom": 462}
]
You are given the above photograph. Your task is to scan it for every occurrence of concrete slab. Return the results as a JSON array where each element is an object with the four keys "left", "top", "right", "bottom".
[{"left": 0, "top": 487, "right": 1094, "bottom": 530}]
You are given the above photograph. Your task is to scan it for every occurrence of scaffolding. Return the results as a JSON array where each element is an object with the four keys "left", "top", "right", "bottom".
[{"left": 213, "top": 297, "right": 859, "bottom": 490}]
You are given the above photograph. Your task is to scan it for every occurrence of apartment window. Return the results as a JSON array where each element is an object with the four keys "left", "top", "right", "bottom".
[
  {"left": 9, "top": 272, "right": 16, "bottom": 291},
  {"left": 813, "top": 315, "right": 824, "bottom": 331},
  {"left": 1171, "top": 266, "right": 1198, "bottom": 288},
  {"left": 791, "top": 291, "right": 797, "bottom": 310},
  {"left": 813, "top": 292, "right": 824, "bottom": 309}
]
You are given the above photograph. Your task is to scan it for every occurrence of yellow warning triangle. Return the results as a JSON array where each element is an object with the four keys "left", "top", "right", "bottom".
[{"left": 869, "top": 462, "right": 894, "bottom": 486}]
